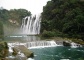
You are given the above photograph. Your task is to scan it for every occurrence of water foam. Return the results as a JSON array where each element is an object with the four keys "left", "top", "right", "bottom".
[{"left": 21, "top": 15, "right": 41, "bottom": 35}]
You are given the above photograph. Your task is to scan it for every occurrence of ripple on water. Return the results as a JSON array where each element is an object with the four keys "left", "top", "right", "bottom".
[
  {"left": 27, "top": 58, "right": 34, "bottom": 60},
  {"left": 68, "top": 49, "right": 71, "bottom": 50},
  {"left": 60, "top": 59, "right": 70, "bottom": 60}
]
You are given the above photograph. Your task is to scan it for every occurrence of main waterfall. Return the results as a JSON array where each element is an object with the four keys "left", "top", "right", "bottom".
[{"left": 21, "top": 15, "right": 41, "bottom": 35}]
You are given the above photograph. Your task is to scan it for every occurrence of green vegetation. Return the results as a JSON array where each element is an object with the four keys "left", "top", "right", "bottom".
[
  {"left": 0, "top": 42, "right": 9, "bottom": 60},
  {"left": 0, "top": 21, "right": 4, "bottom": 40},
  {"left": 0, "top": 8, "right": 31, "bottom": 25},
  {"left": 0, "top": 7, "right": 31, "bottom": 35},
  {"left": 41, "top": 30, "right": 55, "bottom": 37},
  {"left": 78, "top": 58, "right": 84, "bottom": 60},
  {"left": 41, "top": 0, "right": 84, "bottom": 40},
  {"left": 0, "top": 8, "right": 32, "bottom": 59}
]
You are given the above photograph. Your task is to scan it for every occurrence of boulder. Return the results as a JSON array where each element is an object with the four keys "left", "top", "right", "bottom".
[
  {"left": 16, "top": 45, "right": 34, "bottom": 58},
  {"left": 0, "top": 42, "right": 9, "bottom": 59},
  {"left": 63, "top": 41, "right": 71, "bottom": 46}
]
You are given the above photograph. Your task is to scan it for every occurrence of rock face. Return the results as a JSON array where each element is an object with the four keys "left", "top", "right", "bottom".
[
  {"left": 0, "top": 42, "right": 34, "bottom": 60},
  {"left": 0, "top": 42, "right": 9, "bottom": 59},
  {"left": 63, "top": 41, "right": 71, "bottom": 46},
  {"left": 12, "top": 47, "right": 19, "bottom": 56},
  {"left": 17, "top": 45, "right": 34, "bottom": 58},
  {"left": 8, "top": 44, "right": 34, "bottom": 59}
]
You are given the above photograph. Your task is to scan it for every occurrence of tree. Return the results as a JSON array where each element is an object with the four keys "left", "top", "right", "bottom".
[
  {"left": 41, "top": 0, "right": 84, "bottom": 39},
  {"left": 0, "top": 21, "right": 4, "bottom": 39}
]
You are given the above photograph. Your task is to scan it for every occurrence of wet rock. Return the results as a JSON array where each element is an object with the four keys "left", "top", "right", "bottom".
[
  {"left": 63, "top": 41, "right": 71, "bottom": 46},
  {"left": 12, "top": 47, "right": 19, "bottom": 56},
  {"left": 0, "top": 42, "right": 9, "bottom": 60},
  {"left": 16, "top": 45, "right": 34, "bottom": 58}
]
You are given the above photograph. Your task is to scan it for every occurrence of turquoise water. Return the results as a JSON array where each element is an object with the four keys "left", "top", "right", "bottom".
[
  {"left": 31, "top": 46, "right": 84, "bottom": 60},
  {"left": 4, "top": 35, "right": 40, "bottom": 42},
  {"left": 4, "top": 35, "right": 84, "bottom": 60}
]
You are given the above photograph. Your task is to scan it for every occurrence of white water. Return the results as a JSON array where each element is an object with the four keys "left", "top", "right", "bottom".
[
  {"left": 8, "top": 40, "right": 60, "bottom": 49},
  {"left": 27, "top": 58, "right": 34, "bottom": 60},
  {"left": 21, "top": 14, "right": 41, "bottom": 35},
  {"left": 71, "top": 42, "right": 82, "bottom": 48},
  {"left": 26, "top": 40, "right": 60, "bottom": 49}
]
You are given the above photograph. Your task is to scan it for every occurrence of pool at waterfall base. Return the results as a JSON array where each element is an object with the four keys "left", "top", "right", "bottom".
[
  {"left": 30, "top": 46, "right": 84, "bottom": 60},
  {"left": 5, "top": 36, "right": 84, "bottom": 60}
]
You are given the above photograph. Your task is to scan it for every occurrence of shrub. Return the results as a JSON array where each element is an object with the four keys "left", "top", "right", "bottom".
[
  {"left": 0, "top": 21, "right": 4, "bottom": 40},
  {"left": 0, "top": 42, "right": 9, "bottom": 59},
  {"left": 41, "top": 30, "right": 55, "bottom": 37}
]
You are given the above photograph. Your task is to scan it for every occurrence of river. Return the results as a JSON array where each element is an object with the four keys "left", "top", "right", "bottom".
[{"left": 4, "top": 35, "right": 84, "bottom": 60}]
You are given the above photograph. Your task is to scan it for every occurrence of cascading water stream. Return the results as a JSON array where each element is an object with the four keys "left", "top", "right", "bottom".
[
  {"left": 26, "top": 41, "right": 59, "bottom": 49},
  {"left": 21, "top": 14, "right": 41, "bottom": 35}
]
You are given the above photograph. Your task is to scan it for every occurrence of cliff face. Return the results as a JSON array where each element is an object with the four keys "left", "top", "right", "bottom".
[{"left": 8, "top": 19, "right": 19, "bottom": 26}]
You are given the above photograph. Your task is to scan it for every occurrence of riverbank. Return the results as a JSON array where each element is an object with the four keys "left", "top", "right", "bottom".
[
  {"left": 2, "top": 35, "right": 84, "bottom": 60},
  {"left": 41, "top": 37, "right": 84, "bottom": 45},
  {"left": 0, "top": 41, "right": 34, "bottom": 60}
]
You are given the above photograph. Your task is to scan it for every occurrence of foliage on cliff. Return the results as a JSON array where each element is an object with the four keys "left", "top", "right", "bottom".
[
  {"left": 0, "top": 21, "right": 4, "bottom": 39},
  {"left": 0, "top": 42, "right": 9, "bottom": 59},
  {"left": 0, "top": 8, "right": 31, "bottom": 25},
  {"left": 41, "top": 0, "right": 84, "bottom": 40},
  {"left": 0, "top": 8, "right": 31, "bottom": 36}
]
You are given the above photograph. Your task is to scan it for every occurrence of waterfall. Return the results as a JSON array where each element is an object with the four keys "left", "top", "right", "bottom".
[
  {"left": 21, "top": 14, "right": 41, "bottom": 35},
  {"left": 71, "top": 42, "right": 82, "bottom": 48},
  {"left": 26, "top": 41, "right": 59, "bottom": 49}
]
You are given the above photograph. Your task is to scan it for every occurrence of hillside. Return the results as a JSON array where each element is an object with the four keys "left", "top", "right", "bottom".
[
  {"left": 0, "top": 8, "right": 31, "bottom": 25},
  {"left": 41, "top": 0, "right": 84, "bottom": 40},
  {"left": 0, "top": 8, "right": 31, "bottom": 36}
]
